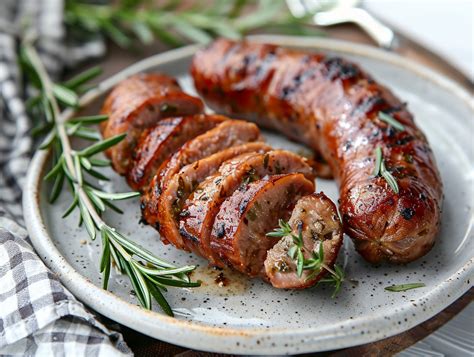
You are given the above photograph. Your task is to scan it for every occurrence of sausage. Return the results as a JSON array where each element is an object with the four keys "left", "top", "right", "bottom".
[
  {"left": 127, "top": 114, "right": 225, "bottom": 190},
  {"left": 142, "top": 142, "right": 272, "bottom": 249},
  {"left": 180, "top": 150, "right": 315, "bottom": 261},
  {"left": 209, "top": 174, "right": 315, "bottom": 276},
  {"left": 264, "top": 193, "right": 343, "bottom": 289},
  {"left": 191, "top": 39, "right": 443, "bottom": 264},
  {"left": 101, "top": 73, "right": 203, "bottom": 174},
  {"left": 156, "top": 120, "right": 262, "bottom": 193}
]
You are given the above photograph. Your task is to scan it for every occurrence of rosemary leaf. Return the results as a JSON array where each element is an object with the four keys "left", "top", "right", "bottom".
[
  {"left": 100, "top": 229, "right": 110, "bottom": 272},
  {"left": 89, "top": 158, "right": 111, "bottom": 167},
  {"left": 93, "top": 190, "right": 140, "bottom": 200},
  {"left": 78, "top": 196, "right": 96, "bottom": 240},
  {"left": 378, "top": 112, "right": 405, "bottom": 131},
  {"left": 385, "top": 283, "right": 425, "bottom": 292},
  {"left": 129, "top": 261, "right": 152, "bottom": 309},
  {"left": 69, "top": 114, "right": 109, "bottom": 125},
  {"left": 373, "top": 146, "right": 382, "bottom": 176},
  {"left": 86, "top": 189, "right": 106, "bottom": 212},
  {"left": 53, "top": 84, "right": 79, "bottom": 107},
  {"left": 146, "top": 279, "right": 174, "bottom": 316},
  {"left": 74, "top": 155, "right": 83, "bottom": 186},
  {"left": 103, "top": 200, "right": 124, "bottom": 214},
  {"left": 79, "top": 133, "right": 126, "bottom": 157},
  {"left": 39, "top": 131, "right": 57, "bottom": 150},
  {"left": 44, "top": 156, "right": 64, "bottom": 181},
  {"left": 62, "top": 195, "right": 79, "bottom": 218},
  {"left": 84, "top": 167, "right": 110, "bottom": 181},
  {"left": 297, "top": 249, "right": 304, "bottom": 277},
  {"left": 73, "top": 127, "right": 102, "bottom": 141},
  {"left": 381, "top": 170, "right": 399, "bottom": 194},
  {"left": 148, "top": 276, "right": 201, "bottom": 288},
  {"left": 63, "top": 66, "right": 102, "bottom": 90},
  {"left": 49, "top": 171, "right": 65, "bottom": 203},
  {"left": 80, "top": 157, "right": 92, "bottom": 170}
]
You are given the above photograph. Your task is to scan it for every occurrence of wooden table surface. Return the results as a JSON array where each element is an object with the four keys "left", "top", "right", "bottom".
[{"left": 76, "top": 24, "right": 473, "bottom": 356}]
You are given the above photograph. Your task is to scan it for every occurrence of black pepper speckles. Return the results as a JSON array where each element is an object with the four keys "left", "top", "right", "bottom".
[{"left": 400, "top": 207, "right": 416, "bottom": 220}]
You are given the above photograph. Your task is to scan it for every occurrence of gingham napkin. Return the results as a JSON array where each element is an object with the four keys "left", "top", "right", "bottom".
[{"left": 0, "top": 0, "right": 130, "bottom": 355}]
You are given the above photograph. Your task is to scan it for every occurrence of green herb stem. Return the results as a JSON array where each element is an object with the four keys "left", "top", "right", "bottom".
[
  {"left": 22, "top": 37, "right": 199, "bottom": 316},
  {"left": 385, "top": 283, "right": 426, "bottom": 292}
]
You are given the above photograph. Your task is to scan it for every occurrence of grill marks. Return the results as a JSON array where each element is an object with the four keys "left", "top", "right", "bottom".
[
  {"left": 101, "top": 71, "right": 344, "bottom": 288},
  {"left": 191, "top": 39, "right": 443, "bottom": 264},
  {"left": 127, "top": 115, "right": 225, "bottom": 190},
  {"left": 179, "top": 150, "right": 314, "bottom": 262},
  {"left": 100, "top": 73, "right": 204, "bottom": 173},
  {"left": 209, "top": 174, "right": 315, "bottom": 276}
]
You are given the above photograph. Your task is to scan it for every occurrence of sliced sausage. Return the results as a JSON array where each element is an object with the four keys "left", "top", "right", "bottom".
[
  {"left": 101, "top": 73, "right": 203, "bottom": 174},
  {"left": 264, "top": 193, "right": 343, "bottom": 289},
  {"left": 209, "top": 174, "right": 315, "bottom": 276},
  {"left": 180, "top": 150, "right": 315, "bottom": 262},
  {"left": 156, "top": 120, "right": 262, "bottom": 192},
  {"left": 127, "top": 114, "right": 225, "bottom": 190},
  {"left": 142, "top": 143, "right": 272, "bottom": 248}
]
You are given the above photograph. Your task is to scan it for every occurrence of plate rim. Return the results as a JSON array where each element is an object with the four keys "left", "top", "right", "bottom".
[{"left": 23, "top": 35, "right": 474, "bottom": 354}]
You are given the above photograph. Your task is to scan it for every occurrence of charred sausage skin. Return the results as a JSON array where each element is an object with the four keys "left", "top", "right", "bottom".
[
  {"left": 101, "top": 72, "right": 344, "bottom": 288},
  {"left": 100, "top": 73, "right": 203, "bottom": 174},
  {"left": 191, "top": 39, "right": 442, "bottom": 264}
]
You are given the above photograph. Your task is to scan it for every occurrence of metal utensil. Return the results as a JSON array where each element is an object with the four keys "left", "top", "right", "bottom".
[{"left": 286, "top": 0, "right": 396, "bottom": 49}]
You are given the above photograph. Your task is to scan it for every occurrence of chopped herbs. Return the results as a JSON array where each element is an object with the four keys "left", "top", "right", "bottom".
[
  {"left": 385, "top": 283, "right": 425, "bottom": 292},
  {"left": 378, "top": 111, "right": 405, "bottom": 131},
  {"left": 373, "top": 147, "right": 399, "bottom": 194},
  {"left": 266, "top": 219, "right": 345, "bottom": 297}
]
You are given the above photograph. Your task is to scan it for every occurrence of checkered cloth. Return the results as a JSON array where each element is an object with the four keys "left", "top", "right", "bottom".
[{"left": 0, "top": 0, "right": 130, "bottom": 355}]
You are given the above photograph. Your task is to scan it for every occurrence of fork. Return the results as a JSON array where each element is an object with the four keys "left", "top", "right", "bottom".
[{"left": 286, "top": 0, "right": 396, "bottom": 49}]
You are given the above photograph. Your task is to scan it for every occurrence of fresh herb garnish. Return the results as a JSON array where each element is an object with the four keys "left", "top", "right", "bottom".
[
  {"left": 65, "top": 0, "right": 322, "bottom": 48},
  {"left": 21, "top": 34, "right": 200, "bottom": 316},
  {"left": 384, "top": 283, "right": 426, "bottom": 292},
  {"left": 267, "top": 219, "right": 345, "bottom": 297},
  {"left": 373, "top": 147, "right": 399, "bottom": 194},
  {"left": 378, "top": 111, "right": 405, "bottom": 131}
]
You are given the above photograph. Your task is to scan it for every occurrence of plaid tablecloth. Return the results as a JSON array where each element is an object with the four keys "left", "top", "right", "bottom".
[{"left": 0, "top": 0, "right": 130, "bottom": 355}]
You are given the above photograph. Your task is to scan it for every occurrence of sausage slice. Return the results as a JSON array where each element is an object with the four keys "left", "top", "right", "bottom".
[
  {"left": 101, "top": 73, "right": 203, "bottom": 174},
  {"left": 142, "top": 143, "right": 272, "bottom": 248},
  {"left": 156, "top": 120, "right": 262, "bottom": 192},
  {"left": 264, "top": 193, "right": 343, "bottom": 289},
  {"left": 180, "top": 150, "right": 315, "bottom": 261},
  {"left": 210, "top": 174, "right": 315, "bottom": 276},
  {"left": 127, "top": 114, "right": 225, "bottom": 190}
]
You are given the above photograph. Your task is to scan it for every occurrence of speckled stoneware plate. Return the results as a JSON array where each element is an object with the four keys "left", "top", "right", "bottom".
[{"left": 23, "top": 35, "right": 474, "bottom": 354}]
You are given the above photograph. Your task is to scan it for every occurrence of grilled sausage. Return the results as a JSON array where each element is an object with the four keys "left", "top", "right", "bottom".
[
  {"left": 180, "top": 150, "right": 315, "bottom": 262},
  {"left": 265, "top": 193, "right": 343, "bottom": 289},
  {"left": 191, "top": 39, "right": 443, "bottom": 264},
  {"left": 127, "top": 114, "right": 225, "bottom": 190},
  {"left": 209, "top": 174, "right": 315, "bottom": 276},
  {"left": 101, "top": 73, "right": 203, "bottom": 174},
  {"left": 143, "top": 143, "right": 272, "bottom": 249}
]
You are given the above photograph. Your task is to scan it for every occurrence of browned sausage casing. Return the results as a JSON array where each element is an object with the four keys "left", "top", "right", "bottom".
[{"left": 191, "top": 39, "right": 443, "bottom": 264}]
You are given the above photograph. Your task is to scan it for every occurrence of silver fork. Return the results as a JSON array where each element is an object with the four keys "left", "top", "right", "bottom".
[{"left": 286, "top": 0, "right": 396, "bottom": 49}]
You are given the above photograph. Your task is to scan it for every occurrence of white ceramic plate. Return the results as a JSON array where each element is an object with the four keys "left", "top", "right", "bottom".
[{"left": 23, "top": 36, "right": 474, "bottom": 355}]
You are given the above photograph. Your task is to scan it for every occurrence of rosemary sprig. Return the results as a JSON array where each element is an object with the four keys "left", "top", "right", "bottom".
[
  {"left": 373, "top": 146, "right": 399, "bottom": 194},
  {"left": 21, "top": 35, "right": 200, "bottom": 316},
  {"left": 385, "top": 283, "right": 425, "bottom": 292},
  {"left": 267, "top": 219, "right": 345, "bottom": 297},
  {"left": 65, "top": 0, "right": 322, "bottom": 48},
  {"left": 378, "top": 112, "right": 405, "bottom": 131}
]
